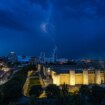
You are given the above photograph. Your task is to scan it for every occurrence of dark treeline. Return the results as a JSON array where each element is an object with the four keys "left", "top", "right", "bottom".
[{"left": 29, "top": 84, "right": 105, "bottom": 105}]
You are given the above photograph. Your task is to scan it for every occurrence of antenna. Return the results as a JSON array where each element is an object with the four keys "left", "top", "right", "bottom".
[
  {"left": 52, "top": 46, "right": 57, "bottom": 63},
  {"left": 39, "top": 52, "right": 46, "bottom": 64},
  {"left": 39, "top": 52, "right": 42, "bottom": 63}
]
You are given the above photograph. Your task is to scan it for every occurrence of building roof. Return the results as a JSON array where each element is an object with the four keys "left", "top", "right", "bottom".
[
  {"left": 44, "top": 64, "right": 104, "bottom": 74},
  {"left": 45, "top": 65, "right": 83, "bottom": 74}
]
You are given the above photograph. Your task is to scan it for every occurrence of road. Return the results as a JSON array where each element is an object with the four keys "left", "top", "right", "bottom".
[{"left": 0, "top": 67, "right": 21, "bottom": 85}]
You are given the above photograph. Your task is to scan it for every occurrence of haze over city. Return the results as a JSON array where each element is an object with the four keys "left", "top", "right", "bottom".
[{"left": 0, "top": 0, "right": 105, "bottom": 59}]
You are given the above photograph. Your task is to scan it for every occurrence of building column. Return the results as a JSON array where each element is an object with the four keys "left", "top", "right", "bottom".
[
  {"left": 37, "top": 64, "right": 41, "bottom": 71},
  {"left": 83, "top": 70, "right": 88, "bottom": 85},
  {"left": 70, "top": 70, "right": 75, "bottom": 86},
  {"left": 95, "top": 70, "right": 101, "bottom": 84}
]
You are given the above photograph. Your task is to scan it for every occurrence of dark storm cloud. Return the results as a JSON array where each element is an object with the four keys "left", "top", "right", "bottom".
[
  {"left": 0, "top": 10, "right": 29, "bottom": 31},
  {"left": 0, "top": 0, "right": 105, "bottom": 31},
  {"left": 54, "top": 0, "right": 105, "bottom": 18},
  {"left": 29, "top": 0, "right": 48, "bottom": 9},
  {"left": 52, "top": 0, "right": 105, "bottom": 59},
  {"left": 0, "top": 0, "right": 102, "bottom": 31},
  {"left": 0, "top": 0, "right": 105, "bottom": 58},
  {"left": 0, "top": 0, "right": 48, "bottom": 32}
]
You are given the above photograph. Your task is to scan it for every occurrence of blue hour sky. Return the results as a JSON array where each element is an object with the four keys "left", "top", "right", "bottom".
[{"left": 0, "top": 0, "right": 105, "bottom": 59}]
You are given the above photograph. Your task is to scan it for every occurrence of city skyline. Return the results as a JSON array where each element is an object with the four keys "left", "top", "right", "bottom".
[{"left": 0, "top": 0, "right": 105, "bottom": 59}]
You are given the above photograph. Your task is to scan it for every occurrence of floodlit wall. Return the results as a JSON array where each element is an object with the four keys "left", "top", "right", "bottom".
[
  {"left": 88, "top": 73, "right": 95, "bottom": 84},
  {"left": 70, "top": 70, "right": 75, "bottom": 86},
  {"left": 53, "top": 75, "right": 60, "bottom": 85},
  {"left": 47, "top": 66, "right": 105, "bottom": 86},
  {"left": 75, "top": 73, "right": 83, "bottom": 85},
  {"left": 60, "top": 74, "right": 69, "bottom": 85}
]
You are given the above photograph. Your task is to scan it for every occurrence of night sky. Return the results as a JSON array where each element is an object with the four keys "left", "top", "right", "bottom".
[{"left": 0, "top": 0, "right": 105, "bottom": 59}]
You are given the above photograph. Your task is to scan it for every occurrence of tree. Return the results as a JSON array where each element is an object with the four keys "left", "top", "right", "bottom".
[
  {"left": 72, "top": 94, "right": 84, "bottom": 105},
  {"left": 59, "top": 84, "right": 73, "bottom": 105},
  {"left": 0, "top": 80, "right": 22, "bottom": 105},
  {"left": 27, "top": 64, "right": 37, "bottom": 71},
  {"left": 79, "top": 85, "right": 90, "bottom": 96},
  {"left": 29, "top": 85, "right": 43, "bottom": 105},
  {"left": 90, "top": 85, "right": 105, "bottom": 105},
  {"left": 78, "top": 85, "right": 91, "bottom": 105},
  {"left": 29, "top": 85, "right": 43, "bottom": 98},
  {"left": 61, "top": 84, "right": 69, "bottom": 97},
  {"left": 46, "top": 84, "right": 61, "bottom": 98}
]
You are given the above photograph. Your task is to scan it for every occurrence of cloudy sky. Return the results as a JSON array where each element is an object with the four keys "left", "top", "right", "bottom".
[{"left": 0, "top": 0, "right": 105, "bottom": 59}]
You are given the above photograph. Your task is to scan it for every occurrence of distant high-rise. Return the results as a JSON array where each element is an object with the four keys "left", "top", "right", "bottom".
[{"left": 8, "top": 52, "right": 17, "bottom": 63}]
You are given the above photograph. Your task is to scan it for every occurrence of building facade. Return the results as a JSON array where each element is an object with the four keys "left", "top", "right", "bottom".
[
  {"left": 50, "top": 70, "right": 105, "bottom": 86},
  {"left": 42, "top": 64, "right": 105, "bottom": 86}
]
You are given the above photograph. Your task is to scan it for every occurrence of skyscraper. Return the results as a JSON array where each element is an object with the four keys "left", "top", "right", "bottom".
[{"left": 8, "top": 52, "right": 17, "bottom": 64}]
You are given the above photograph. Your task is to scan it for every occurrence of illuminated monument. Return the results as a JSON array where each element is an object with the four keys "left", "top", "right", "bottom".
[{"left": 42, "top": 65, "right": 105, "bottom": 86}]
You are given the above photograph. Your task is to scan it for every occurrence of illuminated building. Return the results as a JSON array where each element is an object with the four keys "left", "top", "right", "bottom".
[
  {"left": 17, "top": 56, "right": 38, "bottom": 65},
  {"left": 8, "top": 52, "right": 17, "bottom": 63},
  {"left": 42, "top": 64, "right": 105, "bottom": 86}
]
